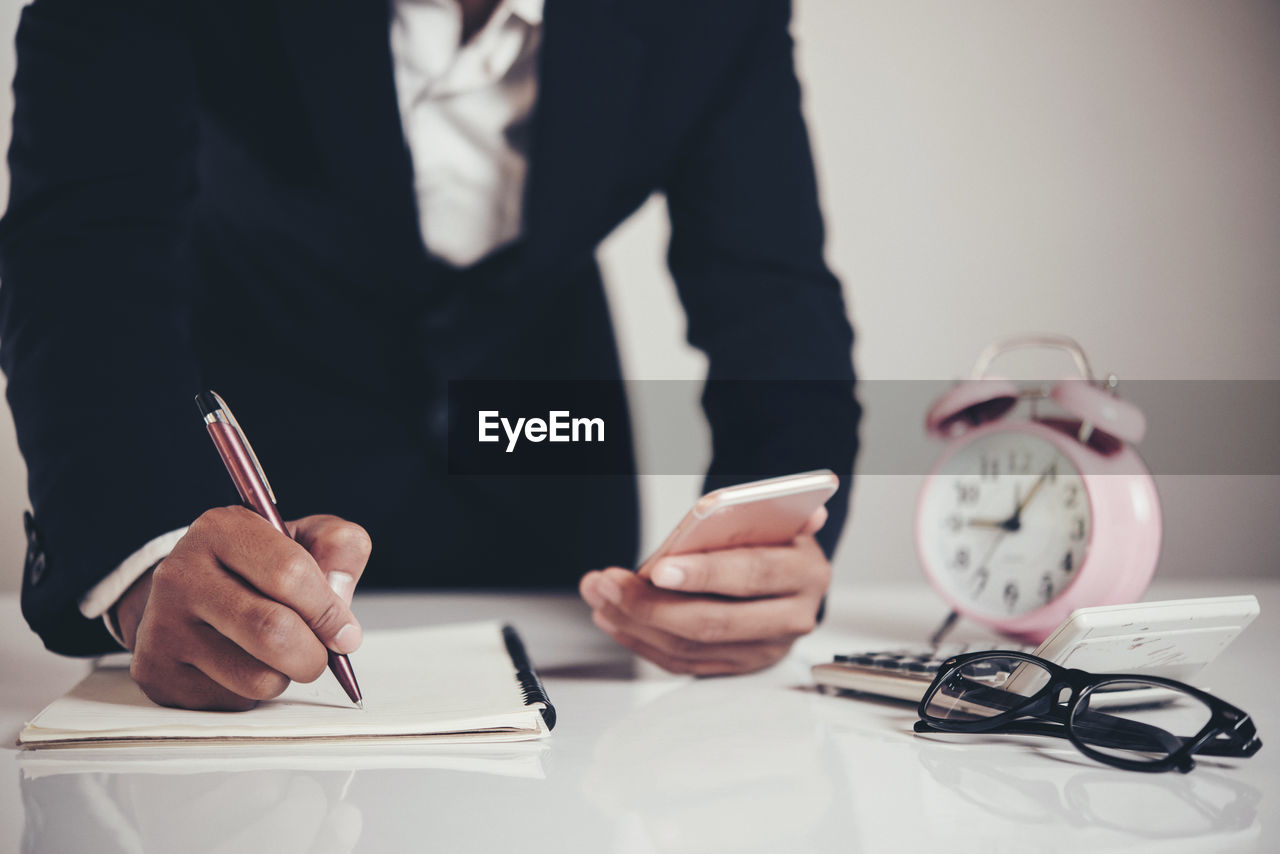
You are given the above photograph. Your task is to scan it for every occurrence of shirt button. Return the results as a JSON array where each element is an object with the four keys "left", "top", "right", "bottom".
[
  {"left": 23, "top": 511, "right": 48, "bottom": 587},
  {"left": 28, "top": 551, "right": 47, "bottom": 587}
]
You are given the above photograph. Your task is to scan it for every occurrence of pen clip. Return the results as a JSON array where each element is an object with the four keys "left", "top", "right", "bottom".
[{"left": 206, "top": 391, "right": 278, "bottom": 507}]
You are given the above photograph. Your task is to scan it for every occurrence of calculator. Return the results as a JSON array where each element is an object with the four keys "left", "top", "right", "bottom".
[{"left": 812, "top": 595, "right": 1259, "bottom": 703}]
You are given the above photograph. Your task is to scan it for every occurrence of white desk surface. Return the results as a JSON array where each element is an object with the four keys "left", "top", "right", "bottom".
[{"left": 3, "top": 579, "right": 1276, "bottom": 854}]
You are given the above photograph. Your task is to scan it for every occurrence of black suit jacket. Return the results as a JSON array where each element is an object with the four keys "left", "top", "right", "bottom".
[{"left": 0, "top": 0, "right": 860, "bottom": 655}]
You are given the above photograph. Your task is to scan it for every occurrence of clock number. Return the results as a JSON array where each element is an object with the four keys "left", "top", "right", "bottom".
[
  {"left": 954, "top": 483, "right": 980, "bottom": 504},
  {"left": 980, "top": 455, "right": 1000, "bottom": 481},
  {"left": 1007, "top": 451, "right": 1031, "bottom": 475},
  {"left": 1063, "top": 484, "right": 1079, "bottom": 509},
  {"left": 952, "top": 547, "right": 970, "bottom": 571},
  {"left": 1039, "top": 573, "right": 1055, "bottom": 603},
  {"left": 971, "top": 567, "right": 989, "bottom": 596},
  {"left": 1002, "top": 582, "right": 1020, "bottom": 612},
  {"left": 1069, "top": 517, "right": 1086, "bottom": 542},
  {"left": 944, "top": 514, "right": 962, "bottom": 532},
  {"left": 1061, "top": 550, "right": 1075, "bottom": 574}
]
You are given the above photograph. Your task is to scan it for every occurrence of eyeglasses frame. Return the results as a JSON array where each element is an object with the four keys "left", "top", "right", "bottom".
[{"left": 914, "top": 650, "right": 1262, "bottom": 773}]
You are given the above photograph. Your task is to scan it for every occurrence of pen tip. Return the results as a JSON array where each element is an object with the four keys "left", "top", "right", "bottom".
[{"left": 356, "top": 699, "right": 365, "bottom": 711}]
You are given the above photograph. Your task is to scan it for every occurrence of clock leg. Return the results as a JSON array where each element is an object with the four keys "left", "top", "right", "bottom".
[{"left": 929, "top": 610, "right": 961, "bottom": 646}]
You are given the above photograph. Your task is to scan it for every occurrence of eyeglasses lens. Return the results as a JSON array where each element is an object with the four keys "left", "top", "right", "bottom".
[
  {"left": 1069, "top": 680, "right": 1214, "bottom": 765},
  {"left": 925, "top": 655, "right": 1052, "bottom": 723}
]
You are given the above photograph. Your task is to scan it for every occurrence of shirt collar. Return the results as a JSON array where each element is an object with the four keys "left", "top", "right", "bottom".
[{"left": 507, "top": 0, "right": 544, "bottom": 26}]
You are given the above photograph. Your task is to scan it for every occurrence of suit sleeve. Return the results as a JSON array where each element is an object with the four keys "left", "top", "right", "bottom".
[
  {"left": 661, "top": 0, "right": 861, "bottom": 558},
  {"left": 0, "top": 0, "right": 232, "bottom": 654}
]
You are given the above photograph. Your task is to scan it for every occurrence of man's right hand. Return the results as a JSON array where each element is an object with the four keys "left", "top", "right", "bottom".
[{"left": 111, "top": 507, "right": 371, "bottom": 711}]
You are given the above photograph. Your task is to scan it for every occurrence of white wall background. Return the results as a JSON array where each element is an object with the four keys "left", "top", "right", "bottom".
[{"left": 0, "top": 0, "right": 1276, "bottom": 595}]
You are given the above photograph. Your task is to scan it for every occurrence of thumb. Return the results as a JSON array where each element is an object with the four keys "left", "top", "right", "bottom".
[
  {"left": 799, "top": 506, "right": 828, "bottom": 538},
  {"left": 289, "top": 515, "right": 372, "bottom": 606}
]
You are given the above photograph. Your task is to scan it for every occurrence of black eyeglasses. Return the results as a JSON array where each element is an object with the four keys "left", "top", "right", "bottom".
[{"left": 915, "top": 651, "right": 1262, "bottom": 773}]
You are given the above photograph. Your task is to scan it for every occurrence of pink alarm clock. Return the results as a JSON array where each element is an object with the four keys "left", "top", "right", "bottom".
[{"left": 915, "top": 335, "right": 1162, "bottom": 643}]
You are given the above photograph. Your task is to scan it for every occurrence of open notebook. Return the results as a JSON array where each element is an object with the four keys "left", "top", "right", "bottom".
[{"left": 19, "top": 621, "right": 555, "bottom": 748}]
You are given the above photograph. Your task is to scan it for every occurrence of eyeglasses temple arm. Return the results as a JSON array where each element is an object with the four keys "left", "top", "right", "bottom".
[
  {"left": 1194, "top": 716, "right": 1262, "bottom": 758},
  {"left": 916, "top": 715, "right": 1179, "bottom": 757},
  {"left": 1071, "top": 708, "right": 1183, "bottom": 754},
  {"left": 919, "top": 706, "right": 1260, "bottom": 759}
]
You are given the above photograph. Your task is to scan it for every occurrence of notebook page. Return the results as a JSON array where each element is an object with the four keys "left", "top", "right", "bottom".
[{"left": 22, "top": 621, "right": 547, "bottom": 745}]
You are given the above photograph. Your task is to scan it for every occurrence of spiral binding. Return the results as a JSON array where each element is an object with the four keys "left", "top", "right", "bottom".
[{"left": 502, "top": 624, "right": 557, "bottom": 730}]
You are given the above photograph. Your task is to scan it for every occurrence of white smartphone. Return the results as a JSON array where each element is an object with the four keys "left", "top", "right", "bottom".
[{"left": 639, "top": 470, "right": 839, "bottom": 572}]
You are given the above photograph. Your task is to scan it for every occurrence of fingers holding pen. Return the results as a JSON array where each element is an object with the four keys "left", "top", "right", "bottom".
[
  {"left": 182, "top": 622, "right": 295, "bottom": 701},
  {"left": 290, "top": 514, "right": 372, "bottom": 606},
  {"left": 184, "top": 573, "right": 330, "bottom": 684},
  {"left": 130, "top": 655, "right": 261, "bottom": 712},
  {"left": 185, "top": 507, "right": 364, "bottom": 655},
  {"left": 126, "top": 506, "right": 371, "bottom": 711},
  {"left": 132, "top": 580, "right": 287, "bottom": 710}
]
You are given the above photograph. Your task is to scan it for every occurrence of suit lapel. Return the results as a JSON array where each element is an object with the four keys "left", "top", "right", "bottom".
[
  {"left": 272, "top": 0, "right": 648, "bottom": 271},
  {"left": 273, "top": 0, "right": 418, "bottom": 229},
  {"left": 522, "top": 0, "right": 647, "bottom": 267}
]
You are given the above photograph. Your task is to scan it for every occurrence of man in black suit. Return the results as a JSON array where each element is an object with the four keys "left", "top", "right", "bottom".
[{"left": 0, "top": 0, "right": 859, "bottom": 709}]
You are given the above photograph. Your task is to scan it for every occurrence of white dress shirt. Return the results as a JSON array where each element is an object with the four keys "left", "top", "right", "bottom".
[
  {"left": 392, "top": 0, "right": 543, "bottom": 267},
  {"left": 80, "top": 0, "right": 546, "bottom": 632}
]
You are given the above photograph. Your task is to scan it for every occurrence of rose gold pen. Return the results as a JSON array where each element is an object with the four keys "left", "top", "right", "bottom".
[{"left": 196, "top": 390, "right": 364, "bottom": 709}]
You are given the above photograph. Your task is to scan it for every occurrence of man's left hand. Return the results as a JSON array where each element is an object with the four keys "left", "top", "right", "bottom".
[{"left": 578, "top": 508, "right": 830, "bottom": 675}]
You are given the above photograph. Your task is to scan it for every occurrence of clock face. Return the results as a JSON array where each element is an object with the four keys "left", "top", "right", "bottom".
[{"left": 919, "top": 431, "right": 1092, "bottom": 618}]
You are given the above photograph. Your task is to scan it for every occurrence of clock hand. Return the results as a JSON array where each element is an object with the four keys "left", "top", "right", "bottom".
[
  {"left": 972, "top": 528, "right": 1009, "bottom": 575},
  {"left": 982, "top": 465, "right": 1057, "bottom": 533},
  {"left": 966, "top": 465, "right": 1057, "bottom": 532},
  {"left": 1014, "top": 464, "right": 1056, "bottom": 517},
  {"left": 969, "top": 490, "right": 1023, "bottom": 532}
]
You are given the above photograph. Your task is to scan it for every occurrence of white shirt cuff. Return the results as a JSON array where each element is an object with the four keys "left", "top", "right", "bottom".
[{"left": 79, "top": 527, "right": 190, "bottom": 625}]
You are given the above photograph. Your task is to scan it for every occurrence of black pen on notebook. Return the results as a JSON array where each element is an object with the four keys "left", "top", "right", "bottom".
[{"left": 195, "top": 390, "right": 364, "bottom": 709}]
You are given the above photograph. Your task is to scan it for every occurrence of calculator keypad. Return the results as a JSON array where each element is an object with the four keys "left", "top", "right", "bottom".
[{"left": 814, "top": 643, "right": 1037, "bottom": 701}]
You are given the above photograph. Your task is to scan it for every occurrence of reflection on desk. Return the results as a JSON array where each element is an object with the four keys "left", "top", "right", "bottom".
[
  {"left": 581, "top": 679, "right": 842, "bottom": 854},
  {"left": 19, "top": 744, "right": 548, "bottom": 854},
  {"left": 915, "top": 743, "right": 1260, "bottom": 841},
  {"left": 3, "top": 584, "right": 1275, "bottom": 854},
  {"left": 22, "top": 766, "right": 364, "bottom": 854}
]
